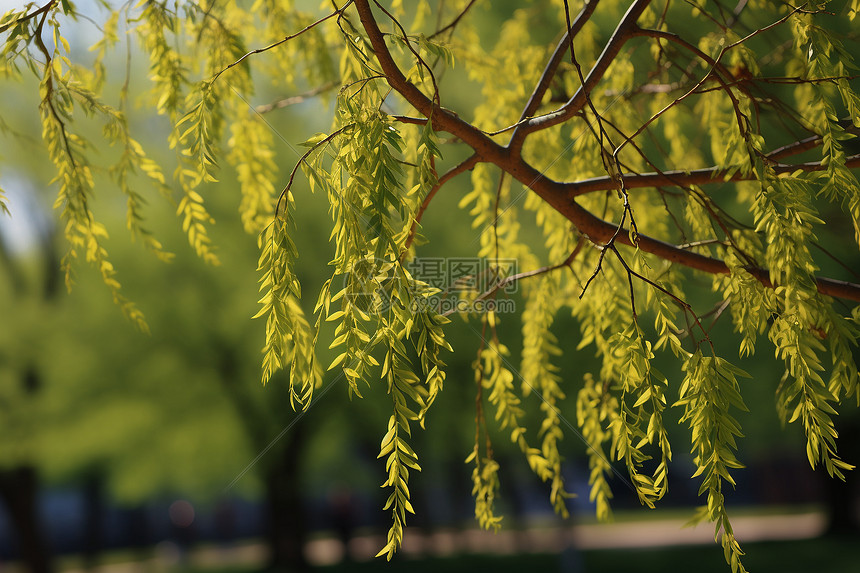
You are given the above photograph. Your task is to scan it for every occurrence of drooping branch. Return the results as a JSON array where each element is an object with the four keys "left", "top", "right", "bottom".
[
  {"left": 563, "top": 154, "right": 860, "bottom": 197},
  {"left": 275, "top": 124, "right": 354, "bottom": 217},
  {"left": 352, "top": 0, "right": 860, "bottom": 304}
]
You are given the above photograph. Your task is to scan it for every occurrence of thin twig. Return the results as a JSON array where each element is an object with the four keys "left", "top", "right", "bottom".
[
  {"left": 255, "top": 81, "right": 341, "bottom": 114},
  {"left": 0, "top": 0, "right": 57, "bottom": 34},
  {"left": 401, "top": 154, "right": 479, "bottom": 256},
  {"left": 275, "top": 125, "right": 353, "bottom": 217},
  {"left": 429, "top": 0, "right": 478, "bottom": 40},
  {"left": 447, "top": 240, "right": 586, "bottom": 317},
  {"left": 211, "top": 5, "right": 349, "bottom": 84},
  {"left": 513, "top": 0, "right": 600, "bottom": 133}
]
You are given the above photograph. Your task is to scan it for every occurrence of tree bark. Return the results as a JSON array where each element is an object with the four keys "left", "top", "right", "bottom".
[
  {"left": 824, "top": 417, "right": 860, "bottom": 535},
  {"left": 264, "top": 419, "right": 309, "bottom": 572},
  {"left": 0, "top": 212, "right": 59, "bottom": 573},
  {"left": 82, "top": 473, "right": 104, "bottom": 569},
  {"left": 214, "top": 341, "right": 311, "bottom": 571},
  {"left": 0, "top": 466, "right": 53, "bottom": 573}
]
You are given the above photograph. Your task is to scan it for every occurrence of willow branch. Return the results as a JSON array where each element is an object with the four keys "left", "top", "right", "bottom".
[
  {"left": 401, "top": 154, "right": 479, "bottom": 256},
  {"left": 275, "top": 125, "right": 352, "bottom": 217},
  {"left": 255, "top": 81, "right": 341, "bottom": 114},
  {"left": 509, "top": 0, "right": 652, "bottom": 147},
  {"left": 353, "top": 0, "right": 860, "bottom": 304},
  {"left": 0, "top": 0, "right": 57, "bottom": 34},
  {"left": 211, "top": 5, "right": 348, "bottom": 84},
  {"left": 563, "top": 154, "right": 860, "bottom": 197},
  {"left": 429, "top": 0, "right": 478, "bottom": 39},
  {"left": 514, "top": 0, "right": 600, "bottom": 128}
]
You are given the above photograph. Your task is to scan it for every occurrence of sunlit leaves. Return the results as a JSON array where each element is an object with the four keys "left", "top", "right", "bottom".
[
  {"left": 134, "top": 0, "right": 187, "bottom": 118},
  {"left": 715, "top": 262, "right": 774, "bottom": 358},
  {"left": 576, "top": 373, "right": 617, "bottom": 522},
  {"left": 176, "top": 84, "right": 221, "bottom": 186},
  {"left": 607, "top": 324, "right": 672, "bottom": 508},
  {"left": 376, "top": 328, "right": 423, "bottom": 560},
  {"left": 473, "top": 314, "right": 558, "bottom": 518},
  {"left": 255, "top": 212, "right": 321, "bottom": 408},
  {"left": 228, "top": 114, "right": 277, "bottom": 234},
  {"left": 521, "top": 274, "right": 572, "bottom": 516},
  {"left": 794, "top": 18, "right": 860, "bottom": 246},
  {"left": 36, "top": 13, "right": 148, "bottom": 331},
  {"left": 850, "top": 0, "right": 860, "bottom": 21},
  {"left": 677, "top": 352, "right": 750, "bottom": 573},
  {"left": 465, "top": 446, "right": 503, "bottom": 532},
  {"left": 749, "top": 171, "right": 854, "bottom": 478},
  {"left": 174, "top": 83, "right": 221, "bottom": 265},
  {"left": 771, "top": 311, "right": 854, "bottom": 479}
]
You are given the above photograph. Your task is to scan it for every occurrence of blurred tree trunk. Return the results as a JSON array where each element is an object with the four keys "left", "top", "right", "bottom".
[
  {"left": 824, "top": 417, "right": 860, "bottom": 535},
  {"left": 0, "top": 465, "right": 53, "bottom": 573},
  {"left": 264, "top": 420, "right": 309, "bottom": 572},
  {"left": 82, "top": 473, "right": 105, "bottom": 569},
  {"left": 215, "top": 342, "right": 309, "bottom": 571},
  {"left": 0, "top": 234, "right": 57, "bottom": 573}
]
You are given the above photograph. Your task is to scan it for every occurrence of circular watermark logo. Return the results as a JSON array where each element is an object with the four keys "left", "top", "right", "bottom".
[{"left": 340, "top": 256, "right": 520, "bottom": 316}]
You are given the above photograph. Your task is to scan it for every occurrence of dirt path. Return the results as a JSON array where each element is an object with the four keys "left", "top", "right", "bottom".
[
  {"left": 305, "top": 510, "right": 826, "bottom": 564},
  {"left": 50, "top": 510, "right": 825, "bottom": 571}
]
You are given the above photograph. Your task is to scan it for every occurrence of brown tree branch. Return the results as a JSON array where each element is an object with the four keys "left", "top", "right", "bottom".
[
  {"left": 401, "top": 154, "right": 479, "bottom": 256},
  {"left": 563, "top": 154, "right": 860, "bottom": 197},
  {"left": 355, "top": 1, "right": 499, "bottom": 157},
  {"left": 766, "top": 119, "right": 860, "bottom": 160},
  {"left": 509, "top": 0, "right": 652, "bottom": 148},
  {"left": 514, "top": 0, "right": 600, "bottom": 128},
  {"left": 767, "top": 135, "right": 822, "bottom": 160},
  {"left": 0, "top": 0, "right": 57, "bottom": 35},
  {"left": 352, "top": 0, "right": 860, "bottom": 304}
]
